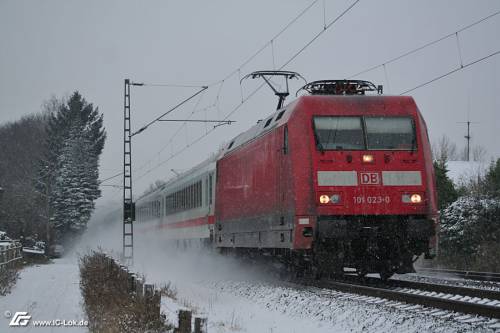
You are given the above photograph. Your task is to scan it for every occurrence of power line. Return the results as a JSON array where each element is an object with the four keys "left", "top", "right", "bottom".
[
  {"left": 134, "top": 0, "right": 362, "bottom": 182},
  {"left": 98, "top": 172, "right": 123, "bottom": 184},
  {"left": 101, "top": 5, "right": 500, "bottom": 200},
  {"left": 140, "top": 83, "right": 209, "bottom": 88},
  {"left": 104, "top": 0, "right": 325, "bottom": 185},
  {"left": 399, "top": 49, "right": 500, "bottom": 95},
  {"left": 280, "top": 0, "right": 361, "bottom": 69},
  {"left": 131, "top": 88, "right": 210, "bottom": 175},
  {"left": 217, "top": 0, "right": 321, "bottom": 84},
  {"left": 131, "top": 86, "right": 208, "bottom": 137},
  {"left": 349, "top": 9, "right": 500, "bottom": 78}
]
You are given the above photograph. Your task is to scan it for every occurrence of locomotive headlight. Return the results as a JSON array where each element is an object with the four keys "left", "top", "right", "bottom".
[
  {"left": 410, "top": 194, "right": 422, "bottom": 203},
  {"left": 362, "top": 154, "right": 374, "bottom": 163},
  {"left": 319, "top": 195, "right": 330, "bottom": 204},
  {"left": 402, "top": 193, "right": 422, "bottom": 203}
]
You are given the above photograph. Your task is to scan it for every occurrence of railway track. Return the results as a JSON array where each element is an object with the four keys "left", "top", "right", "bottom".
[
  {"left": 297, "top": 275, "right": 500, "bottom": 320},
  {"left": 417, "top": 267, "right": 500, "bottom": 283}
]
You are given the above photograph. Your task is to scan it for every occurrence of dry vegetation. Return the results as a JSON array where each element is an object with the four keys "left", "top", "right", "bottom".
[
  {"left": 79, "top": 251, "right": 172, "bottom": 333},
  {"left": 0, "top": 267, "right": 19, "bottom": 295}
]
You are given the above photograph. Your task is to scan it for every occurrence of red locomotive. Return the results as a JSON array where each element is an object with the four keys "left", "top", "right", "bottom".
[{"left": 136, "top": 77, "right": 437, "bottom": 279}]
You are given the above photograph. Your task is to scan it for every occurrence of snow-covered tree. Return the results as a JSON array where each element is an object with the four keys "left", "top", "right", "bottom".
[
  {"left": 44, "top": 92, "right": 106, "bottom": 242},
  {"left": 440, "top": 195, "right": 500, "bottom": 270},
  {"left": 483, "top": 158, "right": 500, "bottom": 198},
  {"left": 433, "top": 160, "right": 458, "bottom": 210}
]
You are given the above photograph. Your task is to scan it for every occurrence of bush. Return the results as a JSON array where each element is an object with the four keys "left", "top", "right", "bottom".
[
  {"left": 79, "top": 251, "right": 171, "bottom": 333},
  {"left": 439, "top": 195, "right": 500, "bottom": 271}
]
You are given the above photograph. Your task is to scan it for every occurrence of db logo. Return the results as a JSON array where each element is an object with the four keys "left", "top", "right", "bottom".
[
  {"left": 9, "top": 312, "right": 31, "bottom": 326},
  {"left": 360, "top": 172, "right": 380, "bottom": 185}
]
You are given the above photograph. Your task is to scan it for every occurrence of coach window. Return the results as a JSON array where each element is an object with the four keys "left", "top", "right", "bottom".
[
  {"left": 190, "top": 185, "right": 193, "bottom": 209},
  {"left": 365, "top": 116, "right": 416, "bottom": 150},
  {"left": 182, "top": 188, "right": 186, "bottom": 209},
  {"left": 209, "top": 173, "right": 213, "bottom": 205},
  {"left": 313, "top": 116, "right": 364, "bottom": 150},
  {"left": 198, "top": 181, "right": 202, "bottom": 207},
  {"left": 205, "top": 178, "right": 209, "bottom": 206}
]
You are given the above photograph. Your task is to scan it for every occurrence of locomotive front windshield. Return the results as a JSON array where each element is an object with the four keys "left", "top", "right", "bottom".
[
  {"left": 313, "top": 116, "right": 364, "bottom": 150},
  {"left": 313, "top": 116, "right": 416, "bottom": 151}
]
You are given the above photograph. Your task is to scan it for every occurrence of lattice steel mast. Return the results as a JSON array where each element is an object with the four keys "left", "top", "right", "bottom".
[{"left": 123, "top": 79, "right": 134, "bottom": 261}]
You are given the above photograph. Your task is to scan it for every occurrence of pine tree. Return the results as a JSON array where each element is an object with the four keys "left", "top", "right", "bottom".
[
  {"left": 43, "top": 92, "right": 106, "bottom": 242},
  {"left": 483, "top": 158, "right": 500, "bottom": 198},
  {"left": 433, "top": 160, "right": 458, "bottom": 210}
]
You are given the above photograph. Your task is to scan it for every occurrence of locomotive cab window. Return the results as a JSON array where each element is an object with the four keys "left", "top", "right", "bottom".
[
  {"left": 313, "top": 116, "right": 416, "bottom": 151},
  {"left": 313, "top": 116, "right": 364, "bottom": 150},
  {"left": 365, "top": 116, "right": 416, "bottom": 150}
]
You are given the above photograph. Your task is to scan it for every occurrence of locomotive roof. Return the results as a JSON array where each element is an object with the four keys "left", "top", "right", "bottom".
[{"left": 221, "top": 95, "right": 416, "bottom": 156}]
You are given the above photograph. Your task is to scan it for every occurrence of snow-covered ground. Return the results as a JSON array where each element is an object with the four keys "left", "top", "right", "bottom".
[
  {"left": 138, "top": 251, "right": 498, "bottom": 332},
  {"left": 73, "top": 219, "right": 496, "bottom": 332},
  {"left": 0, "top": 258, "right": 86, "bottom": 332},
  {"left": 1, "top": 216, "right": 497, "bottom": 333}
]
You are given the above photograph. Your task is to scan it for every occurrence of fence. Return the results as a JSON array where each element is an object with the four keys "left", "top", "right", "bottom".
[
  {"left": 0, "top": 241, "right": 22, "bottom": 269},
  {"left": 80, "top": 252, "right": 207, "bottom": 332},
  {"left": 114, "top": 258, "right": 208, "bottom": 333}
]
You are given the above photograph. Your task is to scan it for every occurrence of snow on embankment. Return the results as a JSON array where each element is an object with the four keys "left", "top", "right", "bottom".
[
  {"left": 0, "top": 258, "right": 86, "bottom": 332},
  {"left": 72, "top": 213, "right": 498, "bottom": 332}
]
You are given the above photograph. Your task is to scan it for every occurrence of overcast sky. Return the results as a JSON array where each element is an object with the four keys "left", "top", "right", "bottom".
[{"left": 1, "top": 0, "right": 499, "bottom": 207}]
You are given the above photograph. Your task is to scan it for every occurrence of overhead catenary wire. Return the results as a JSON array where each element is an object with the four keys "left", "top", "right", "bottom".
[
  {"left": 215, "top": 0, "right": 321, "bottom": 85},
  {"left": 132, "top": 90, "right": 208, "bottom": 175},
  {"left": 130, "top": 86, "right": 208, "bottom": 137},
  {"left": 104, "top": 6, "right": 500, "bottom": 203},
  {"left": 279, "top": 0, "right": 361, "bottom": 70},
  {"left": 399, "top": 49, "right": 500, "bottom": 95},
  {"left": 105, "top": 0, "right": 331, "bottom": 186},
  {"left": 98, "top": 171, "right": 124, "bottom": 184},
  {"left": 129, "top": 0, "right": 322, "bottom": 179},
  {"left": 348, "top": 8, "right": 500, "bottom": 78},
  {"left": 134, "top": 0, "right": 362, "bottom": 182},
  {"left": 100, "top": 0, "right": 328, "bottom": 187}
]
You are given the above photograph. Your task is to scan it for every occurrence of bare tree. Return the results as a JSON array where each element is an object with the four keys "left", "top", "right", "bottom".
[
  {"left": 472, "top": 145, "right": 487, "bottom": 162},
  {"left": 432, "top": 135, "right": 459, "bottom": 163}
]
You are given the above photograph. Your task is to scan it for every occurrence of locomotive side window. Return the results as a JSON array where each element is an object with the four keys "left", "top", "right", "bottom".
[
  {"left": 283, "top": 125, "right": 289, "bottom": 154},
  {"left": 264, "top": 117, "right": 273, "bottom": 128},
  {"left": 365, "top": 116, "right": 416, "bottom": 150},
  {"left": 275, "top": 110, "right": 286, "bottom": 121},
  {"left": 313, "top": 116, "right": 364, "bottom": 150}
]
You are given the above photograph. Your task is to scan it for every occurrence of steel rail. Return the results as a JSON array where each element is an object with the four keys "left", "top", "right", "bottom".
[
  {"left": 417, "top": 268, "right": 500, "bottom": 283},
  {"left": 337, "top": 274, "right": 500, "bottom": 301},
  {"left": 298, "top": 278, "right": 500, "bottom": 319},
  {"left": 386, "top": 278, "right": 500, "bottom": 301}
]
